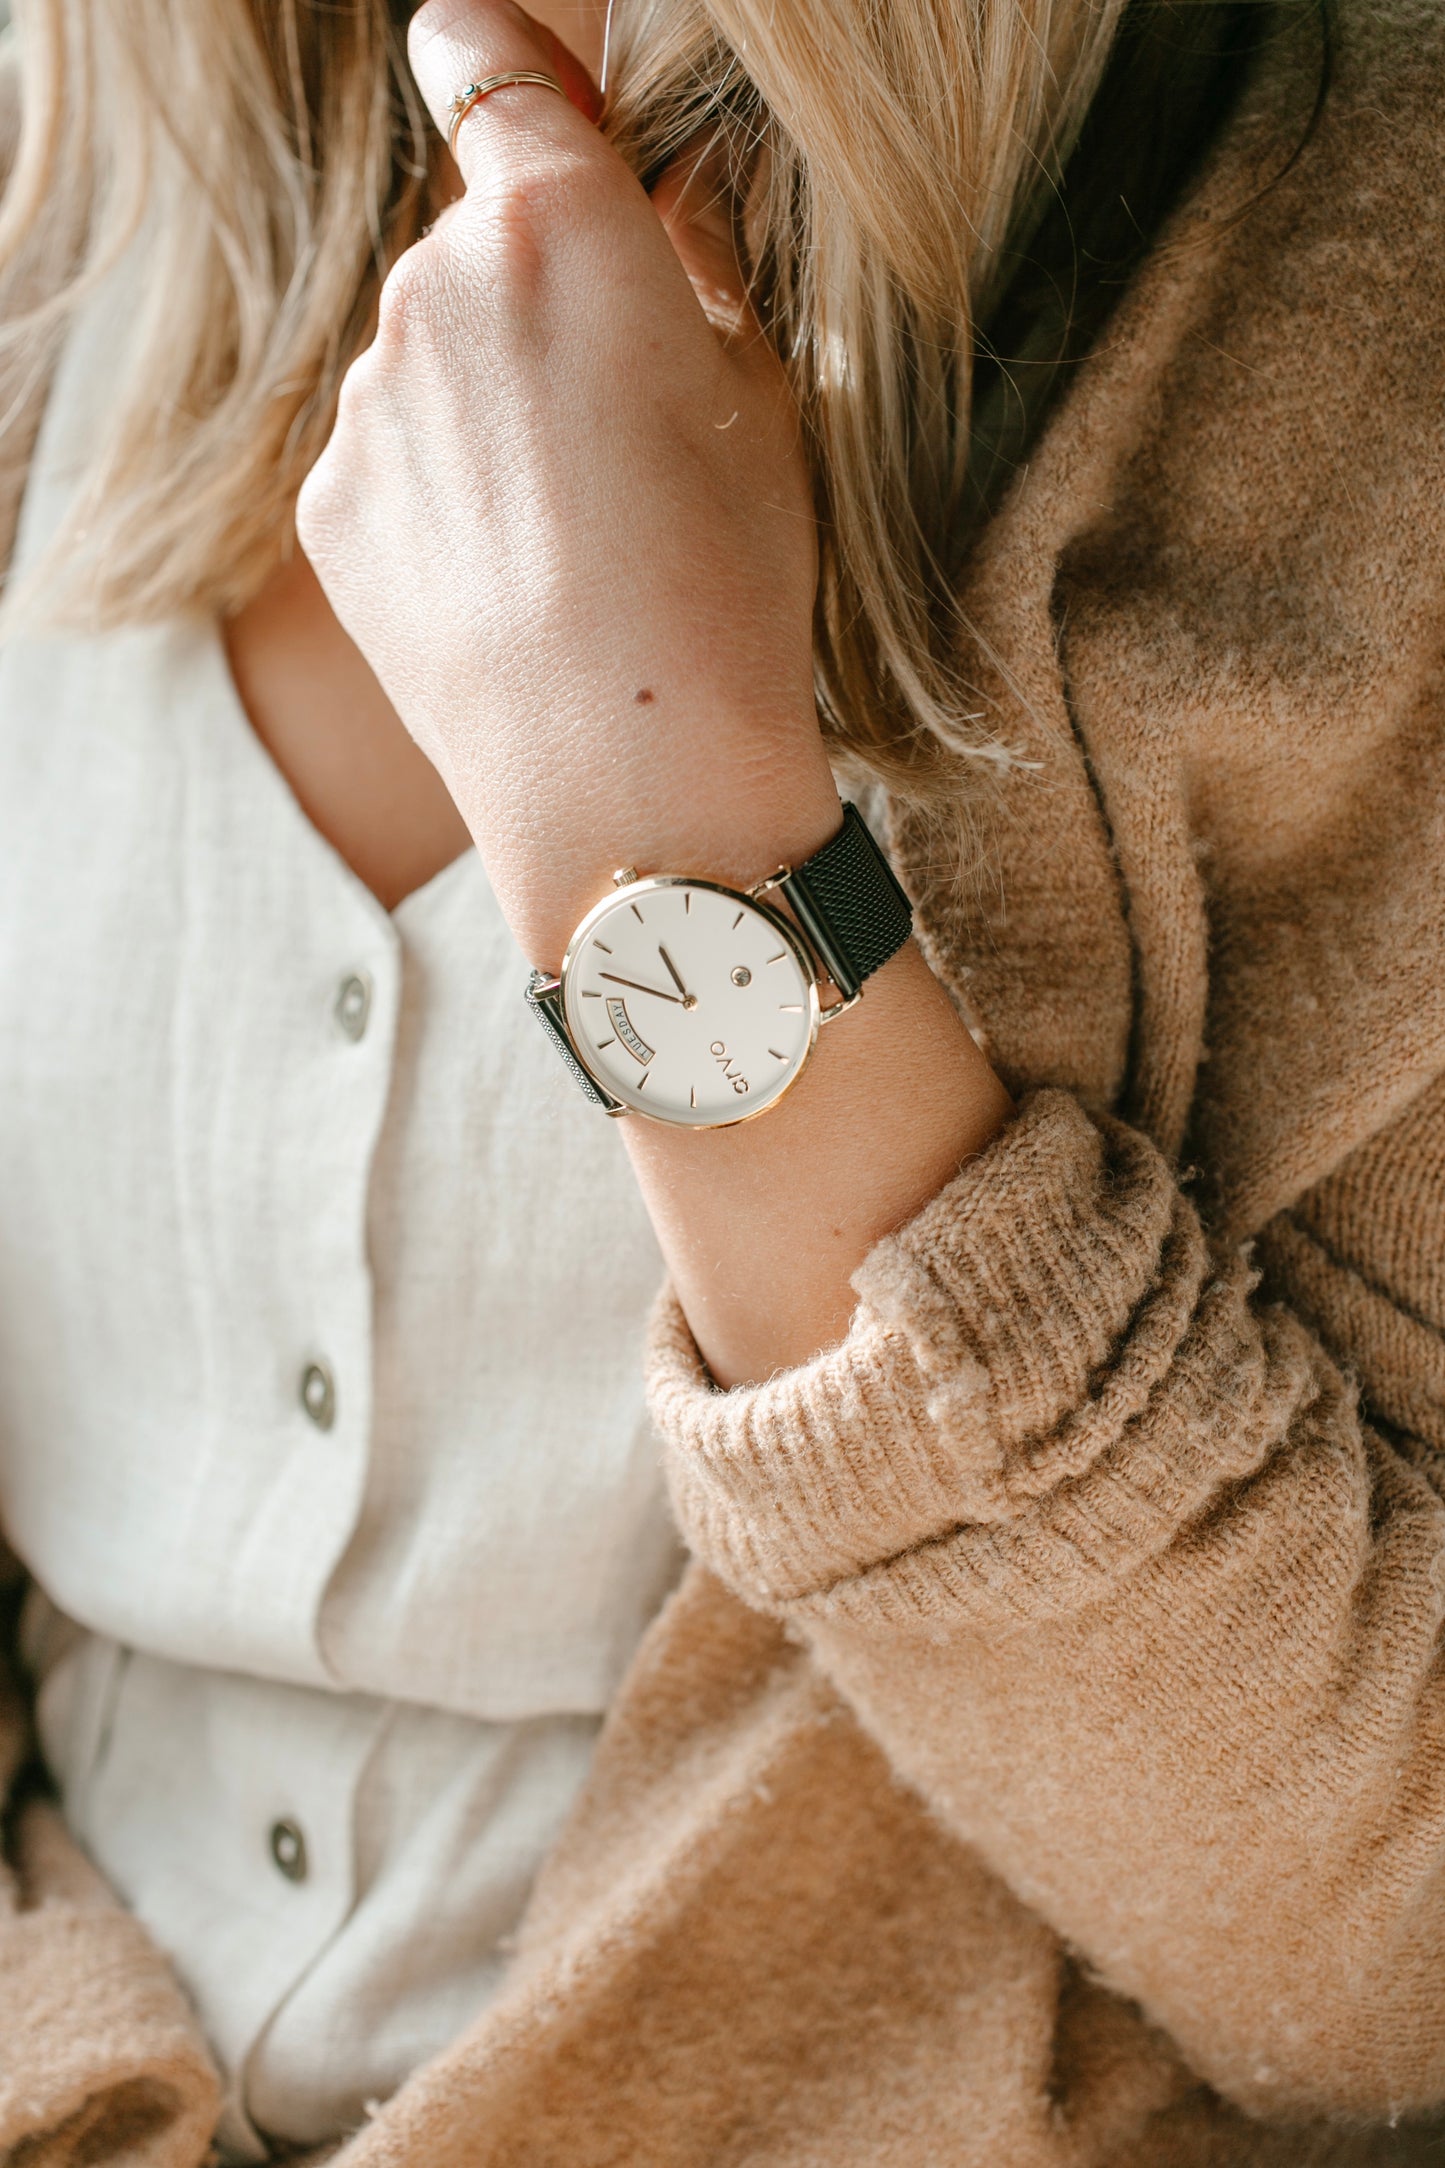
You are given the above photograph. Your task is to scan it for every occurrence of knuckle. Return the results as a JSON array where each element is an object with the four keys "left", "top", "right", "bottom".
[
  {"left": 374, "top": 242, "right": 441, "bottom": 345},
  {"left": 296, "top": 378, "right": 370, "bottom": 557},
  {"left": 321, "top": 351, "right": 376, "bottom": 466},
  {"left": 404, "top": 0, "right": 447, "bottom": 57},
  {"left": 294, "top": 454, "right": 337, "bottom": 560},
  {"left": 408, "top": 0, "right": 522, "bottom": 75},
  {"left": 331, "top": 347, "right": 370, "bottom": 424},
  {"left": 475, "top": 153, "right": 594, "bottom": 260}
]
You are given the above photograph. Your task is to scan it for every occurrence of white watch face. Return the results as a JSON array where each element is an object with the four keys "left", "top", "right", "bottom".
[{"left": 560, "top": 878, "right": 819, "bottom": 1127}]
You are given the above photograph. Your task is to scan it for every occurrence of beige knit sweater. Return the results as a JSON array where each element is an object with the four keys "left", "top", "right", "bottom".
[{"left": 4, "top": 0, "right": 1445, "bottom": 2161}]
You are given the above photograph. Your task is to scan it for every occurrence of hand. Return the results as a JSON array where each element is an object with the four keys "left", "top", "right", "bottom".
[
  {"left": 656, "top": 945, "right": 694, "bottom": 1001},
  {"left": 297, "top": 0, "right": 840, "bottom": 967}
]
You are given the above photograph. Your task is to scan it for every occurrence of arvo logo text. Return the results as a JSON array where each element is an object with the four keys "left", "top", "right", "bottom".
[{"left": 709, "top": 1040, "right": 750, "bottom": 1095}]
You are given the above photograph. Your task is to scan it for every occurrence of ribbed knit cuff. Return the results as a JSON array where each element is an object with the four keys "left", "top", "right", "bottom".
[
  {"left": 649, "top": 1091, "right": 1306, "bottom": 1622},
  {"left": 0, "top": 1905, "right": 219, "bottom": 2162}
]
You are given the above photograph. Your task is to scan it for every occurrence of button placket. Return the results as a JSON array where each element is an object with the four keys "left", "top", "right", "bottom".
[
  {"left": 256, "top": 914, "right": 397, "bottom": 1691},
  {"left": 290, "top": 958, "right": 383, "bottom": 1465},
  {"left": 297, "top": 956, "right": 383, "bottom": 1463}
]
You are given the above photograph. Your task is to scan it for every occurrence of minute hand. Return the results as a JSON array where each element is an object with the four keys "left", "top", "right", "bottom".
[{"left": 599, "top": 972, "right": 686, "bottom": 1006}]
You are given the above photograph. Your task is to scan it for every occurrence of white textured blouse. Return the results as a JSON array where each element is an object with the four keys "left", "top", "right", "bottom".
[{"left": 0, "top": 274, "right": 682, "bottom": 2157}]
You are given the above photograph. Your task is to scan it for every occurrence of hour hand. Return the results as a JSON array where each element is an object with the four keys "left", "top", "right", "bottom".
[{"left": 657, "top": 945, "right": 696, "bottom": 1005}]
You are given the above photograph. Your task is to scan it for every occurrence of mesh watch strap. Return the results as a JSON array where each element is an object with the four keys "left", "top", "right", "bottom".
[
  {"left": 525, "top": 970, "right": 626, "bottom": 1112},
  {"left": 779, "top": 800, "right": 913, "bottom": 1001}
]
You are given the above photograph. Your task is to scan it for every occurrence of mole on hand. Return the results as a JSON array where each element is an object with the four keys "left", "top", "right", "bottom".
[{"left": 634, "top": 688, "right": 656, "bottom": 706}]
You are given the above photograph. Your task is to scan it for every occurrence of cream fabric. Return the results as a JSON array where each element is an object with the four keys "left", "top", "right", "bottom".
[{"left": 0, "top": 270, "right": 682, "bottom": 2157}]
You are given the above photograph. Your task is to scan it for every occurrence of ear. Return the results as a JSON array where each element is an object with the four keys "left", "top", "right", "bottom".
[{"left": 649, "top": 129, "right": 763, "bottom": 350}]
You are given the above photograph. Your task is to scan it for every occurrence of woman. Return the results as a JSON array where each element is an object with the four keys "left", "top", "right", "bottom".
[{"left": 0, "top": 0, "right": 1443, "bottom": 2158}]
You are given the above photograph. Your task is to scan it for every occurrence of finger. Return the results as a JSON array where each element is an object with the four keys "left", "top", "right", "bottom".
[
  {"left": 409, "top": 0, "right": 601, "bottom": 194},
  {"left": 650, "top": 131, "right": 764, "bottom": 352}
]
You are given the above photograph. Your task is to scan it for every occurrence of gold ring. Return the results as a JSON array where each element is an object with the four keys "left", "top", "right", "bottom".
[{"left": 446, "top": 71, "right": 566, "bottom": 159}]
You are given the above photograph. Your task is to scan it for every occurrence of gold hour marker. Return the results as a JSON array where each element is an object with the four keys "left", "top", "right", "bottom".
[
  {"left": 597, "top": 1036, "right": 615, "bottom": 1050},
  {"left": 732, "top": 910, "right": 745, "bottom": 930},
  {"left": 631, "top": 903, "right": 645, "bottom": 924},
  {"left": 637, "top": 1068, "right": 649, "bottom": 1088},
  {"left": 685, "top": 892, "right": 692, "bottom": 914},
  {"left": 582, "top": 989, "right": 601, "bottom": 997},
  {"left": 769, "top": 1047, "right": 786, "bottom": 1060},
  {"left": 768, "top": 952, "right": 787, "bottom": 965},
  {"left": 594, "top": 941, "right": 613, "bottom": 955},
  {"left": 690, "top": 1085, "right": 697, "bottom": 1109},
  {"left": 778, "top": 1003, "right": 804, "bottom": 1012}
]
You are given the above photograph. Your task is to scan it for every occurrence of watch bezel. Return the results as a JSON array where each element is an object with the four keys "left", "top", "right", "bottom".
[{"left": 558, "top": 875, "right": 821, "bottom": 1129}]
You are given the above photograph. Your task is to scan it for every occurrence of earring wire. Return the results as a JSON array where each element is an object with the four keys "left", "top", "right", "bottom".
[{"left": 600, "top": 0, "right": 616, "bottom": 96}]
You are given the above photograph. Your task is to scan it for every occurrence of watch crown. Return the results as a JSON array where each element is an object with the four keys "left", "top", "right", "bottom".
[{"left": 612, "top": 865, "right": 639, "bottom": 888}]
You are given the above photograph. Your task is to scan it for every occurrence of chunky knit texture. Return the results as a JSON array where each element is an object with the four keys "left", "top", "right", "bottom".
[{"left": 4, "top": 0, "right": 1445, "bottom": 2160}]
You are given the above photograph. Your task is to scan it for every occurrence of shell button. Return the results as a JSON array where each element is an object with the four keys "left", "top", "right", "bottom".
[
  {"left": 269, "top": 1818, "right": 308, "bottom": 1883},
  {"left": 299, "top": 1361, "right": 336, "bottom": 1432},
  {"left": 334, "top": 972, "right": 372, "bottom": 1042}
]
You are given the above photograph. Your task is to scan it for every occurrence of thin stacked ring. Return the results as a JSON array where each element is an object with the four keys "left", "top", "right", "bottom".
[{"left": 446, "top": 71, "right": 567, "bottom": 160}]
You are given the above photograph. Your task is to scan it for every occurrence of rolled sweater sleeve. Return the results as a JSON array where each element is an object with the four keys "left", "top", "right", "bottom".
[
  {"left": 0, "top": 1560, "right": 219, "bottom": 2163},
  {"left": 647, "top": 1090, "right": 1445, "bottom": 2124}
]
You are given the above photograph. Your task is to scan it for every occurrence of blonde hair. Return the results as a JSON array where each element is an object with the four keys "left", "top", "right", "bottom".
[{"left": 0, "top": 0, "right": 1252, "bottom": 788}]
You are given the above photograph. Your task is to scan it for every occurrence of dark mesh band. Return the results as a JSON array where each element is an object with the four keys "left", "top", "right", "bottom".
[
  {"left": 525, "top": 971, "right": 625, "bottom": 1112},
  {"left": 780, "top": 801, "right": 913, "bottom": 1001}
]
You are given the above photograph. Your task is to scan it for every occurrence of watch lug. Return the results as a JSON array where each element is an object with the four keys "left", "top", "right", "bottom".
[
  {"left": 776, "top": 870, "right": 863, "bottom": 1003},
  {"left": 746, "top": 865, "right": 792, "bottom": 903}
]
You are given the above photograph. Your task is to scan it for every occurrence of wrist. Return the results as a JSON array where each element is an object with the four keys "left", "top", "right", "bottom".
[{"left": 508, "top": 759, "right": 844, "bottom": 969}]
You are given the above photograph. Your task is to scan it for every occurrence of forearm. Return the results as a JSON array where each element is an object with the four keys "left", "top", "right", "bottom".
[
  {"left": 622, "top": 935, "right": 1010, "bottom": 1386},
  {"left": 510, "top": 761, "right": 1010, "bottom": 1390},
  {"left": 496, "top": 716, "right": 1010, "bottom": 1389}
]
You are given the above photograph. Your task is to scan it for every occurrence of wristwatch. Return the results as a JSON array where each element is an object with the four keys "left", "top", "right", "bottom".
[{"left": 525, "top": 800, "right": 912, "bottom": 1128}]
